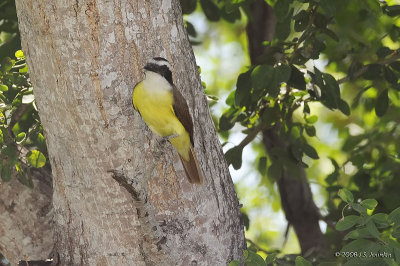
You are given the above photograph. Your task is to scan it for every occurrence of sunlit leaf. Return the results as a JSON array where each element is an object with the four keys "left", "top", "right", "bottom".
[
  {"left": 14, "top": 50, "right": 24, "bottom": 59},
  {"left": 0, "top": 84, "right": 8, "bottom": 91},
  {"left": 26, "top": 150, "right": 46, "bottom": 168}
]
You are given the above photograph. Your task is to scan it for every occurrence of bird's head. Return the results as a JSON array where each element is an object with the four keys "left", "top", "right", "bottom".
[{"left": 144, "top": 57, "right": 173, "bottom": 85}]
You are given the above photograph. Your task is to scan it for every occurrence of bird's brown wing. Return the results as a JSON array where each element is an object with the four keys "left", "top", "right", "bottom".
[{"left": 172, "top": 86, "right": 194, "bottom": 145}]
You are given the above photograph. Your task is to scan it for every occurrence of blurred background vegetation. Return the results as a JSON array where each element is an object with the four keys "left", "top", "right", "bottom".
[{"left": 1, "top": 0, "right": 400, "bottom": 265}]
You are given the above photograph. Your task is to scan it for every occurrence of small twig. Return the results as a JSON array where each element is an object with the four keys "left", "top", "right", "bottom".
[
  {"left": 338, "top": 50, "right": 400, "bottom": 84},
  {"left": 237, "top": 123, "right": 266, "bottom": 150}
]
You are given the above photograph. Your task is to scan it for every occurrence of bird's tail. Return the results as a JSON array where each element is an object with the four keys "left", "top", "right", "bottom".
[{"left": 179, "top": 146, "right": 204, "bottom": 185}]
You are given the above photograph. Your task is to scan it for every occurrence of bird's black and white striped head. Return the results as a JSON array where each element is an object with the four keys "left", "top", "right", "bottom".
[{"left": 144, "top": 57, "right": 173, "bottom": 85}]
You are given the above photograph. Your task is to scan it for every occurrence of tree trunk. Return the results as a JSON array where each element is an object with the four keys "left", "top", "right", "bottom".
[
  {"left": 15, "top": 0, "right": 245, "bottom": 265},
  {"left": 0, "top": 167, "right": 53, "bottom": 265},
  {"left": 246, "top": 0, "right": 327, "bottom": 255}
]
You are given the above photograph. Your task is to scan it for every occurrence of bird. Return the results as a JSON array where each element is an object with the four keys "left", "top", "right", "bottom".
[{"left": 132, "top": 57, "right": 204, "bottom": 185}]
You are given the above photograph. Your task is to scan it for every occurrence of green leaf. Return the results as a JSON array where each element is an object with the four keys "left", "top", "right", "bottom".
[
  {"left": 305, "top": 115, "right": 318, "bottom": 124},
  {"left": 15, "top": 50, "right": 24, "bottom": 59},
  {"left": 303, "top": 143, "right": 319, "bottom": 159},
  {"left": 384, "top": 5, "right": 400, "bottom": 17},
  {"left": 338, "top": 188, "right": 354, "bottom": 203},
  {"left": 295, "top": 256, "right": 312, "bottom": 266},
  {"left": 392, "top": 224, "right": 400, "bottom": 239},
  {"left": 180, "top": 0, "right": 197, "bottom": 14},
  {"left": 251, "top": 65, "right": 274, "bottom": 90},
  {"left": 376, "top": 47, "right": 393, "bottom": 59},
  {"left": 229, "top": 260, "right": 240, "bottom": 266},
  {"left": 275, "top": 0, "right": 291, "bottom": 22},
  {"left": 344, "top": 228, "right": 373, "bottom": 240},
  {"left": 325, "top": 171, "right": 339, "bottom": 185},
  {"left": 261, "top": 104, "right": 280, "bottom": 126},
  {"left": 305, "top": 125, "right": 316, "bottom": 137},
  {"left": 200, "top": 0, "right": 220, "bottom": 21},
  {"left": 372, "top": 213, "right": 389, "bottom": 228},
  {"left": 338, "top": 99, "right": 351, "bottom": 116},
  {"left": 265, "top": 253, "right": 277, "bottom": 265},
  {"left": 287, "top": 66, "right": 306, "bottom": 90},
  {"left": 244, "top": 250, "right": 266, "bottom": 266},
  {"left": 225, "top": 146, "right": 243, "bottom": 170},
  {"left": 389, "top": 61, "right": 400, "bottom": 72},
  {"left": 242, "top": 211, "right": 250, "bottom": 230},
  {"left": 388, "top": 207, "right": 400, "bottom": 224},
  {"left": 219, "top": 107, "right": 240, "bottom": 131},
  {"left": 294, "top": 10, "right": 308, "bottom": 32},
  {"left": 366, "top": 220, "right": 381, "bottom": 238},
  {"left": 275, "top": 9, "right": 293, "bottom": 41},
  {"left": 336, "top": 215, "right": 359, "bottom": 231},
  {"left": 274, "top": 64, "right": 292, "bottom": 83},
  {"left": 0, "top": 84, "right": 8, "bottom": 91},
  {"left": 384, "top": 67, "right": 398, "bottom": 84},
  {"left": 16, "top": 132, "right": 26, "bottom": 144},
  {"left": 1, "top": 57, "right": 13, "bottom": 72},
  {"left": 360, "top": 199, "right": 378, "bottom": 210},
  {"left": 26, "top": 150, "right": 46, "bottom": 168},
  {"left": 314, "top": 12, "right": 328, "bottom": 28},
  {"left": 349, "top": 202, "right": 367, "bottom": 214},
  {"left": 235, "top": 70, "right": 252, "bottom": 107},
  {"left": 19, "top": 65, "right": 28, "bottom": 73},
  {"left": 320, "top": 0, "right": 337, "bottom": 15},
  {"left": 375, "top": 89, "right": 389, "bottom": 117},
  {"left": 1, "top": 165, "right": 12, "bottom": 182},
  {"left": 258, "top": 156, "right": 268, "bottom": 175},
  {"left": 363, "top": 64, "right": 382, "bottom": 80},
  {"left": 185, "top": 21, "right": 197, "bottom": 37},
  {"left": 322, "top": 73, "right": 340, "bottom": 108}
]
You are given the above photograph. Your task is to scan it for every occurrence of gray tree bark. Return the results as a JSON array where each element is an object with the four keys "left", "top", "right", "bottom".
[
  {"left": 14, "top": 0, "right": 245, "bottom": 265},
  {"left": 0, "top": 167, "right": 53, "bottom": 265}
]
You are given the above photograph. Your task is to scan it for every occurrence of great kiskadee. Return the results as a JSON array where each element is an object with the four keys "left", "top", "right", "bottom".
[{"left": 132, "top": 57, "right": 204, "bottom": 184}]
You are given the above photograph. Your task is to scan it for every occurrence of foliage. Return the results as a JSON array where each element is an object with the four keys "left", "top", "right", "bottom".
[
  {"left": 181, "top": 0, "right": 400, "bottom": 263},
  {"left": 0, "top": 0, "right": 21, "bottom": 59},
  {"left": 0, "top": 50, "right": 47, "bottom": 187},
  {"left": 335, "top": 188, "right": 400, "bottom": 265}
]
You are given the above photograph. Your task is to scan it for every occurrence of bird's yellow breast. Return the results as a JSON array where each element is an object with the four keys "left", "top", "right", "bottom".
[{"left": 132, "top": 77, "right": 191, "bottom": 160}]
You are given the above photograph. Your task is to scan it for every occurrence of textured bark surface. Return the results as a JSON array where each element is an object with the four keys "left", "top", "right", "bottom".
[
  {"left": 0, "top": 167, "right": 53, "bottom": 265},
  {"left": 15, "top": 0, "right": 244, "bottom": 265},
  {"left": 246, "top": 0, "right": 328, "bottom": 255}
]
